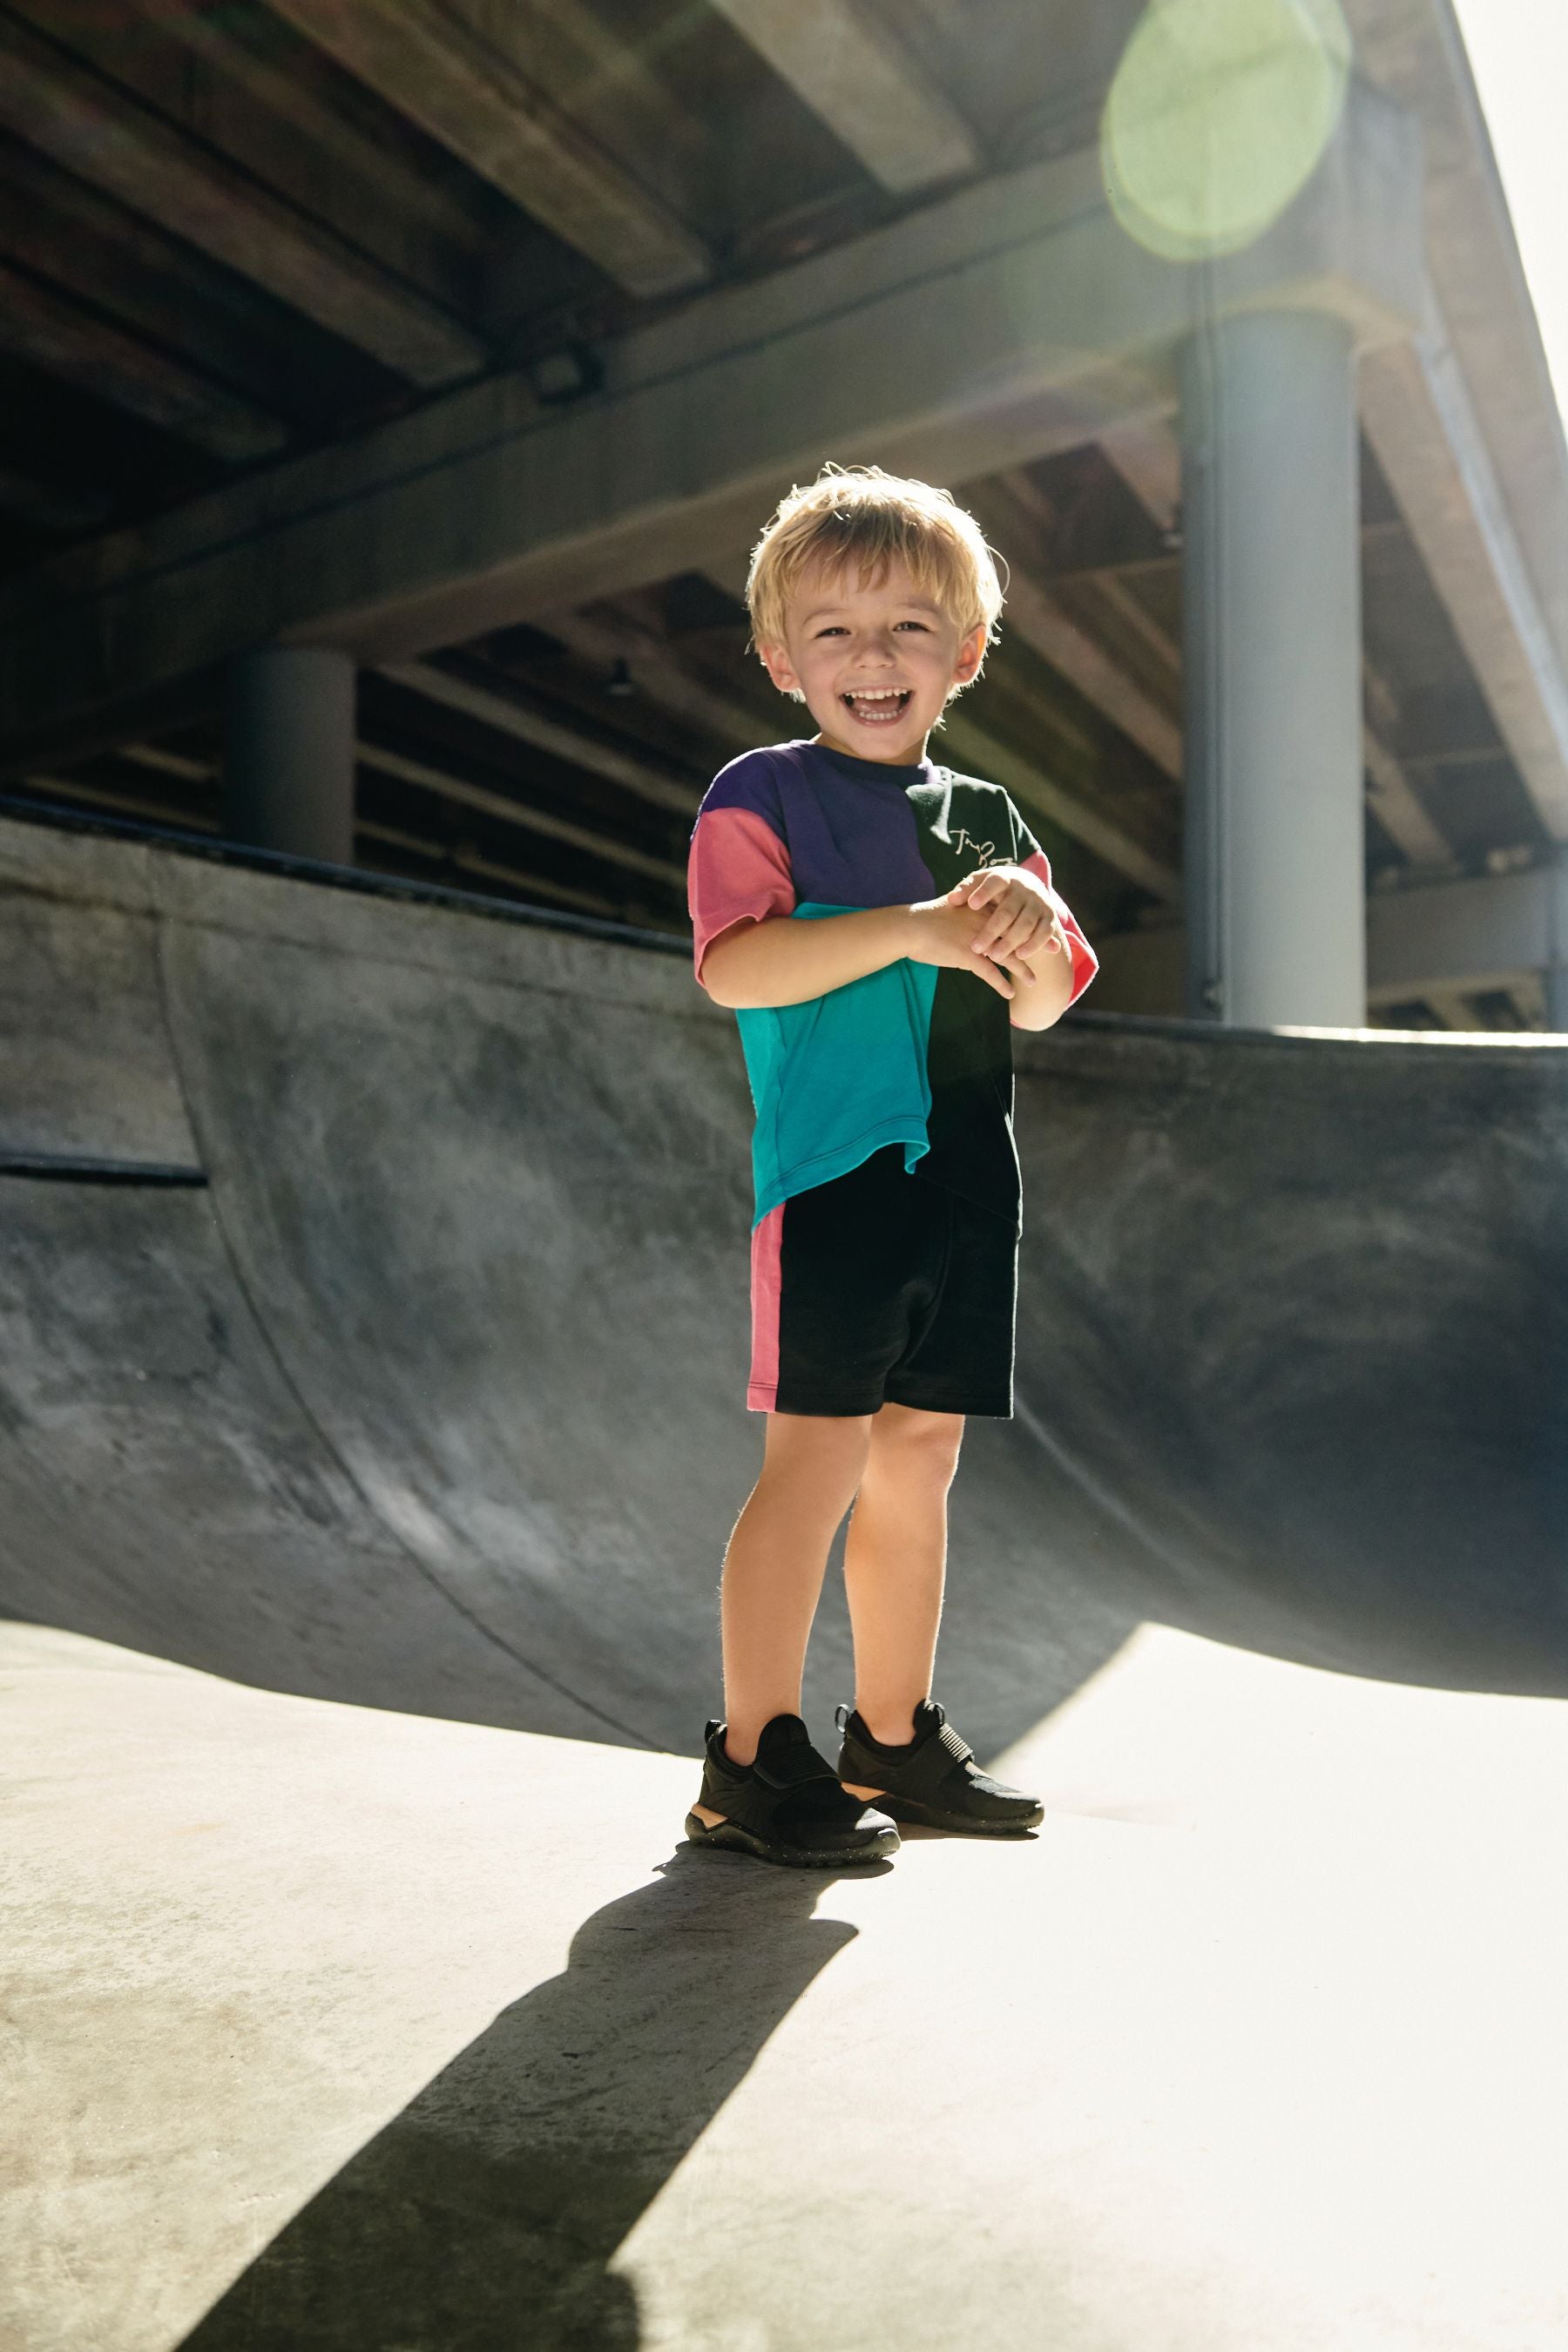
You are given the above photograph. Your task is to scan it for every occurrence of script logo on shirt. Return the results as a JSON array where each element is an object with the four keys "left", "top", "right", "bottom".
[{"left": 950, "top": 828, "right": 1003, "bottom": 866}]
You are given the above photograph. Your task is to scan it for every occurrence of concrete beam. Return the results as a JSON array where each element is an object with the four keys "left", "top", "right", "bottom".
[
  {"left": 0, "top": 467, "right": 111, "bottom": 534},
  {"left": 1363, "top": 657, "right": 1402, "bottom": 739},
  {"left": 355, "top": 744, "right": 686, "bottom": 893},
  {"left": 22, "top": 724, "right": 672, "bottom": 914},
  {"left": 0, "top": 146, "right": 366, "bottom": 435},
  {"left": 115, "top": 0, "right": 491, "bottom": 256},
  {"left": 1361, "top": 327, "right": 1568, "bottom": 842},
  {"left": 940, "top": 709, "right": 1181, "bottom": 906},
  {"left": 700, "top": 553, "right": 754, "bottom": 607},
  {"left": 0, "top": 93, "right": 1426, "bottom": 766},
  {"left": 1365, "top": 862, "right": 1568, "bottom": 1004},
  {"left": 0, "top": 258, "right": 286, "bottom": 463},
  {"left": 1362, "top": 720, "right": 1455, "bottom": 870},
  {"left": 121, "top": 744, "right": 213, "bottom": 785},
  {"left": 1098, "top": 420, "right": 1182, "bottom": 535},
  {"left": 706, "top": 0, "right": 980, "bottom": 193},
  {"left": 438, "top": 0, "right": 712, "bottom": 241},
  {"left": 1092, "top": 862, "right": 1568, "bottom": 1020},
  {"left": 1424, "top": 985, "right": 1478, "bottom": 1031},
  {"left": 1002, "top": 581, "right": 1182, "bottom": 777},
  {"left": 965, "top": 478, "right": 1183, "bottom": 778},
  {"left": 5, "top": 0, "right": 483, "bottom": 305},
  {"left": 378, "top": 661, "right": 700, "bottom": 818},
  {"left": 1344, "top": 0, "right": 1568, "bottom": 666},
  {"left": 539, "top": 611, "right": 770, "bottom": 754},
  {"left": 1508, "top": 975, "right": 1546, "bottom": 1030},
  {"left": 12, "top": 773, "right": 220, "bottom": 841},
  {"left": 1085, "top": 923, "right": 1184, "bottom": 1017},
  {"left": 13, "top": 762, "right": 628, "bottom": 923},
  {"left": 1096, "top": 413, "right": 1456, "bottom": 872},
  {"left": 56, "top": 680, "right": 699, "bottom": 909},
  {"left": 1088, "top": 574, "right": 1185, "bottom": 691},
  {"left": 264, "top": 0, "right": 708, "bottom": 301},
  {"left": 355, "top": 817, "right": 621, "bottom": 921},
  {"left": 0, "top": 11, "right": 483, "bottom": 389}
]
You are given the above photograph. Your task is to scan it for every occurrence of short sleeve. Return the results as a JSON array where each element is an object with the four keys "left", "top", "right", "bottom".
[
  {"left": 1008, "top": 803, "right": 1098, "bottom": 1009},
  {"left": 688, "top": 753, "right": 798, "bottom": 985}
]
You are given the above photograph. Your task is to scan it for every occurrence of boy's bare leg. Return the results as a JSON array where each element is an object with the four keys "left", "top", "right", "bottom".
[
  {"left": 691, "top": 1410, "right": 872, "bottom": 1826},
  {"left": 840, "top": 1404, "right": 964, "bottom": 1787}
]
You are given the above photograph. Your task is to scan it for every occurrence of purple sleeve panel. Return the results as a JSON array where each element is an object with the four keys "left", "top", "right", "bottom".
[
  {"left": 688, "top": 806, "right": 797, "bottom": 984},
  {"left": 700, "top": 747, "right": 790, "bottom": 822}
]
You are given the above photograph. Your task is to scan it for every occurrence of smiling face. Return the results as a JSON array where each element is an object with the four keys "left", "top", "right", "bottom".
[{"left": 757, "top": 557, "right": 987, "bottom": 765}]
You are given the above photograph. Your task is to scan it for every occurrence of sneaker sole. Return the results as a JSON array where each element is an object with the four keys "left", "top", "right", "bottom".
[
  {"left": 684, "top": 1812, "right": 900, "bottom": 1868},
  {"left": 875, "top": 1794, "right": 1044, "bottom": 1836}
]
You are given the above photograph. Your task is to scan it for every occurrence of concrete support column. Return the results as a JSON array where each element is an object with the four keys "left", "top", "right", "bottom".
[
  {"left": 1546, "top": 853, "right": 1568, "bottom": 1032},
  {"left": 1180, "top": 309, "right": 1366, "bottom": 1028},
  {"left": 222, "top": 647, "right": 355, "bottom": 864}
]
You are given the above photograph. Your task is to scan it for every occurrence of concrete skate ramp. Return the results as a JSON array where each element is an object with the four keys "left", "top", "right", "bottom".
[{"left": 1, "top": 807, "right": 1565, "bottom": 1748}]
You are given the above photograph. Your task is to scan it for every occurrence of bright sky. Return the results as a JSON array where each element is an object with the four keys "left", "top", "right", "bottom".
[{"left": 1450, "top": 0, "right": 1568, "bottom": 422}]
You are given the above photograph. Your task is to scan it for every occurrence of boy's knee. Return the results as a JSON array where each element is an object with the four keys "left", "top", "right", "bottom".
[
  {"left": 870, "top": 1407, "right": 964, "bottom": 1484},
  {"left": 762, "top": 1413, "right": 874, "bottom": 1496}
]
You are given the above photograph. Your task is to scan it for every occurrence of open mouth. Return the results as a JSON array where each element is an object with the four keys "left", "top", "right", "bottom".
[{"left": 841, "top": 687, "right": 913, "bottom": 727}]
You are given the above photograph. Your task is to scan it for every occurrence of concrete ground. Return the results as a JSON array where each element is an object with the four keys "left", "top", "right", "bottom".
[
  {"left": 8, "top": 1616, "right": 1568, "bottom": 2352},
  {"left": 3, "top": 815, "right": 1567, "bottom": 2347}
]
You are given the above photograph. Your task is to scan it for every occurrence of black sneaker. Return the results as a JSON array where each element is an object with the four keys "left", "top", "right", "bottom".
[
  {"left": 836, "top": 1699, "right": 1044, "bottom": 1835},
  {"left": 686, "top": 1713, "right": 900, "bottom": 1869}
]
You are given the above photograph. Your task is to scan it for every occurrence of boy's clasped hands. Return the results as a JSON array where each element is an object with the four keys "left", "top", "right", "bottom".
[{"left": 908, "top": 864, "right": 1072, "bottom": 997}]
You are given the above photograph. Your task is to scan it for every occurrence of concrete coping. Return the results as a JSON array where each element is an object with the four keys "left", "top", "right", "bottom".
[{"left": 4, "top": 801, "right": 1564, "bottom": 1062}]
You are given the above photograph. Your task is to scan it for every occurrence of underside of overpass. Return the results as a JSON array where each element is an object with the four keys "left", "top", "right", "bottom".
[{"left": 1, "top": 0, "right": 1567, "bottom": 1028}]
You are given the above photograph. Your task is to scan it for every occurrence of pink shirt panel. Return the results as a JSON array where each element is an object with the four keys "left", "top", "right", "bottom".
[
  {"left": 687, "top": 806, "right": 797, "bottom": 985},
  {"left": 1019, "top": 849, "right": 1098, "bottom": 1007}
]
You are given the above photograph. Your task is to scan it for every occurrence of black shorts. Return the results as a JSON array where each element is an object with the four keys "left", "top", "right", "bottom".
[{"left": 747, "top": 1147, "right": 1017, "bottom": 1419}]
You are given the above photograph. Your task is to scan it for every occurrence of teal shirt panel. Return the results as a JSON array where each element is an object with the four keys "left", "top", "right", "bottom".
[{"left": 734, "top": 904, "right": 939, "bottom": 1228}]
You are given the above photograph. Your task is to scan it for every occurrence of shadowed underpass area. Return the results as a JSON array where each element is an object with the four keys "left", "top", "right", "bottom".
[{"left": 4, "top": 813, "right": 1568, "bottom": 2350}]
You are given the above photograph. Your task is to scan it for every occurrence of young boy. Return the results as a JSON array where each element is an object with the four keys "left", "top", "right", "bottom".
[{"left": 685, "top": 465, "right": 1098, "bottom": 1867}]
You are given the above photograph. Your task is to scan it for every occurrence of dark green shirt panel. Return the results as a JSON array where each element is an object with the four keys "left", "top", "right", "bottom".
[{"left": 904, "top": 775, "right": 1031, "bottom": 1229}]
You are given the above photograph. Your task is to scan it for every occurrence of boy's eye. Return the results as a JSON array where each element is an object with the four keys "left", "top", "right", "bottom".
[
  {"left": 895, "top": 620, "right": 929, "bottom": 632},
  {"left": 814, "top": 625, "right": 848, "bottom": 638}
]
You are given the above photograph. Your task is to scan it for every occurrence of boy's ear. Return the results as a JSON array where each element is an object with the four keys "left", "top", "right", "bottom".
[
  {"left": 950, "top": 624, "right": 987, "bottom": 690},
  {"left": 757, "top": 639, "right": 801, "bottom": 697}
]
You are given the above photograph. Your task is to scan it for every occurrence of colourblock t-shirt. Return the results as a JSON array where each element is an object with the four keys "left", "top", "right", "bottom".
[{"left": 688, "top": 739, "right": 1098, "bottom": 1229}]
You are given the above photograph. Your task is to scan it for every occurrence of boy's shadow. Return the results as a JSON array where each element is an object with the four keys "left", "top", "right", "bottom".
[{"left": 180, "top": 1845, "right": 877, "bottom": 2351}]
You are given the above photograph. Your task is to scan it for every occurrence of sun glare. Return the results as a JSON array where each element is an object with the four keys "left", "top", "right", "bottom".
[{"left": 1101, "top": 0, "right": 1353, "bottom": 262}]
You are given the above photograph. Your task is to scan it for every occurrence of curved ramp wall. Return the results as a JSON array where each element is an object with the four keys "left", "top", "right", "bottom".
[{"left": 1, "top": 813, "right": 1564, "bottom": 1756}]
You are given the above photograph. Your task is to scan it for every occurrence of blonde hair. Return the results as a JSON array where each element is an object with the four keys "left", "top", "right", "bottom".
[{"left": 746, "top": 465, "right": 1005, "bottom": 693}]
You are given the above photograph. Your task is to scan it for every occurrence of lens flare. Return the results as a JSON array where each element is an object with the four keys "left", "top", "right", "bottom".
[{"left": 1101, "top": 0, "right": 1353, "bottom": 261}]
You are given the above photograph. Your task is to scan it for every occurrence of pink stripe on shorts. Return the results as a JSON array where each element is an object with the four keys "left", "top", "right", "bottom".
[{"left": 747, "top": 1203, "right": 786, "bottom": 1412}]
